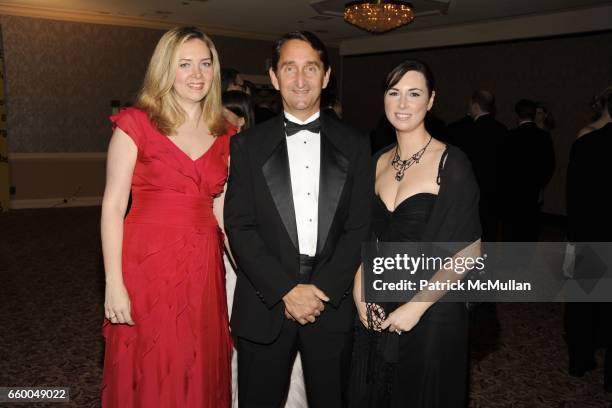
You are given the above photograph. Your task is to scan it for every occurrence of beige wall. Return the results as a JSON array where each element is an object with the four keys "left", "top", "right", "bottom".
[
  {"left": 0, "top": 14, "right": 340, "bottom": 154},
  {"left": 0, "top": 14, "right": 340, "bottom": 206},
  {"left": 342, "top": 31, "right": 612, "bottom": 215}
]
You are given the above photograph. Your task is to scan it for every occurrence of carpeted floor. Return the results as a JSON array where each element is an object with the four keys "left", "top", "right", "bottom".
[{"left": 1, "top": 207, "right": 611, "bottom": 408}]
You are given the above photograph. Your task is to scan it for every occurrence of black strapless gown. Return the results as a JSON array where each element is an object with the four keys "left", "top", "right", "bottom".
[{"left": 350, "top": 193, "right": 469, "bottom": 408}]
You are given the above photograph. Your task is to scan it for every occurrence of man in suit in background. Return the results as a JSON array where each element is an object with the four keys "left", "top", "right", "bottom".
[
  {"left": 224, "top": 31, "right": 372, "bottom": 407},
  {"left": 467, "top": 90, "right": 507, "bottom": 242},
  {"left": 565, "top": 92, "right": 612, "bottom": 392},
  {"left": 501, "top": 99, "right": 555, "bottom": 241}
]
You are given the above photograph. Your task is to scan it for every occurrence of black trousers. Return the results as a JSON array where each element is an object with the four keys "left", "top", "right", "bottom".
[
  {"left": 236, "top": 319, "right": 354, "bottom": 408},
  {"left": 565, "top": 302, "right": 611, "bottom": 384}
]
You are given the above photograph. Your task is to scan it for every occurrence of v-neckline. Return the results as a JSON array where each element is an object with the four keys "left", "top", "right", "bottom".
[{"left": 160, "top": 131, "right": 220, "bottom": 162}]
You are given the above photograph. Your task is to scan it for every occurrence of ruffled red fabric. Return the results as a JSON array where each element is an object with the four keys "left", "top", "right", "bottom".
[{"left": 102, "top": 108, "right": 234, "bottom": 408}]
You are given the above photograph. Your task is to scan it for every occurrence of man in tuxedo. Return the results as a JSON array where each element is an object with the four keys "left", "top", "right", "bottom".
[
  {"left": 224, "top": 31, "right": 372, "bottom": 407},
  {"left": 565, "top": 92, "right": 612, "bottom": 391},
  {"left": 467, "top": 90, "right": 507, "bottom": 241},
  {"left": 501, "top": 99, "right": 555, "bottom": 241}
]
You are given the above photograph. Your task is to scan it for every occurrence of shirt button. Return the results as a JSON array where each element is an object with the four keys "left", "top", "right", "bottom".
[
  {"left": 304, "top": 141, "right": 307, "bottom": 144},
  {"left": 309, "top": 218, "right": 312, "bottom": 222},
  {"left": 306, "top": 165, "right": 309, "bottom": 169},
  {"left": 307, "top": 193, "right": 311, "bottom": 196}
]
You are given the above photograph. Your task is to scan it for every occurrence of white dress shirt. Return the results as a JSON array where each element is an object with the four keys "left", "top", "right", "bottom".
[{"left": 285, "top": 111, "right": 320, "bottom": 256}]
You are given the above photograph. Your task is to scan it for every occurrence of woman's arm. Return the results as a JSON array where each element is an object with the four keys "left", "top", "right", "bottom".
[
  {"left": 213, "top": 158, "right": 236, "bottom": 267},
  {"left": 380, "top": 239, "right": 481, "bottom": 333},
  {"left": 101, "top": 128, "right": 137, "bottom": 326}
]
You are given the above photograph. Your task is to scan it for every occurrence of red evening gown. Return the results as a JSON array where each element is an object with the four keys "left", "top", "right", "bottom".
[{"left": 101, "top": 107, "right": 233, "bottom": 408}]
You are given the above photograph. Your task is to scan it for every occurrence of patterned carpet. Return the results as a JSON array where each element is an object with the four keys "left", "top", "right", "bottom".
[{"left": 1, "top": 207, "right": 611, "bottom": 408}]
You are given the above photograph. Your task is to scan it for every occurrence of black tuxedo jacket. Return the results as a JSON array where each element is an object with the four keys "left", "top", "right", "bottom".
[
  {"left": 503, "top": 122, "right": 555, "bottom": 206},
  {"left": 224, "top": 112, "right": 372, "bottom": 343},
  {"left": 470, "top": 114, "right": 507, "bottom": 198},
  {"left": 567, "top": 122, "right": 612, "bottom": 242}
]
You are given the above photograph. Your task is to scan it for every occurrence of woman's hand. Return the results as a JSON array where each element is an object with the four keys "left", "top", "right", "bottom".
[
  {"left": 104, "top": 281, "right": 135, "bottom": 325},
  {"left": 355, "top": 299, "right": 368, "bottom": 328},
  {"left": 380, "top": 302, "right": 428, "bottom": 334}
]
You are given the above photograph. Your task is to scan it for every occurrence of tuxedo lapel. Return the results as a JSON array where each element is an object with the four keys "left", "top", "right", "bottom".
[
  {"left": 316, "top": 115, "right": 349, "bottom": 255},
  {"left": 261, "top": 116, "right": 299, "bottom": 251}
]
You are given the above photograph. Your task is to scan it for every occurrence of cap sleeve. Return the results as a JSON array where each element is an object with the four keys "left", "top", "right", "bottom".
[{"left": 110, "top": 107, "right": 147, "bottom": 150}]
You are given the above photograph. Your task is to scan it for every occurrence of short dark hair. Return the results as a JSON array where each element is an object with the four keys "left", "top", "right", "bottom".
[
  {"left": 589, "top": 86, "right": 612, "bottom": 121},
  {"left": 270, "top": 31, "right": 330, "bottom": 72},
  {"left": 471, "top": 90, "right": 495, "bottom": 113},
  {"left": 221, "top": 68, "right": 240, "bottom": 92},
  {"left": 514, "top": 99, "right": 537, "bottom": 120},
  {"left": 222, "top": 90, "right": 255, "bottom": 130},
  {"left": 383, "top": 59, "right": 435, "bottom": 96}
]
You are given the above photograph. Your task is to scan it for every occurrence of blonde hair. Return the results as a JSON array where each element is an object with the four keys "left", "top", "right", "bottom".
[{"left": 136, "top": 26, "right": 226, "bottom": 136}]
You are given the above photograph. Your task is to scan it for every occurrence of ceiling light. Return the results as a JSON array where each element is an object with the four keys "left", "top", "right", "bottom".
[{"left": 344, "top": 0, "right": 415, "bottom": 34}]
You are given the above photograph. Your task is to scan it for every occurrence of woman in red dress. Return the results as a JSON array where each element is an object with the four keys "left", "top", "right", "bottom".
[{"left": 100, "top": 27, "right": 233, "bottom": 407}]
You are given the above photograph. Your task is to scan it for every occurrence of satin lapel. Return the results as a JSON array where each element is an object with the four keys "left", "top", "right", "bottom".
[
  {"left": 316, "top": 122, "right": 349, "bottom": 255},
  {"left": 261, "top": 120, "right": 299, "bottom": 251}
]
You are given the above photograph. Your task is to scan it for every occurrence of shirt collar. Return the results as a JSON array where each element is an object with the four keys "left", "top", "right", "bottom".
[{"left": 284, "top": 111, "right": 320, "bottom": 125}]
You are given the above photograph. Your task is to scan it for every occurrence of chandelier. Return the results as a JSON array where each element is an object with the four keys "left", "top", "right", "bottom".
[{"left": 344, "top": 0, "right": 415, "bottom": 34}]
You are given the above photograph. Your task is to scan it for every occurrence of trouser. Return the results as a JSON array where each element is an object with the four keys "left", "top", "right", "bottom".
[{"left": 236, "top": 319, "right": 353, "bottom": 408}]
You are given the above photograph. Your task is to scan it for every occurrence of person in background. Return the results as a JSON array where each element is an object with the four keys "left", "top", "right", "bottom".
[
  {"left": 565, "top": 91, "right": 612, "bottom": 393},
  {"left": 101, "top": 26, "right": 233, "bottom": 407},
  {"left": 535, "top": 101, "right": 555, "bottom": 133},
  {"left": 577, "top": 86, "right": 612, "bottom": 139},
  {"left": 222, "top": 90, "right": 255, "bottom": 132},
  {"left": 445, "top": 110, "right": 473, "bottom": 150},
  {"left": 468, "top": 90, "right": 507, "bottom": 242},
  {"left": 242, "top": 79, "right": 255, "bottom": 96},
  {"left": 221, "top": 67, "right": 245, "bottom": 92},
  {"left": 501, "top": 99, "right": 555, "bottom": 241}
]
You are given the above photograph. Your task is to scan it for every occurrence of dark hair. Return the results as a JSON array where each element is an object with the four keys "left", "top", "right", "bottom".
[
  {"left": 607, "top": 91, "right": 612, "bottom": 118},
  {"left": 514, "top": 99, "right": 537, "bottom": 120},
  {"left": 536, "top": 102, "right": 555, "bottom": 130},
  {"left": 590, "top": 87, "right": 612, "bottom": 120},
  {"left": 383, "top": 59, "right": 435, "bottom": 96},
  {"left": 242, "top": 80, "right": 255, "bottom": 95},
  {"left": 270, "top": 31, "right": 330, "bottom": 72},
  {"left": 221, "top": 68, "right": 240, "bottom": 92},
  {"left": 222, "top": 90, "right": 255, "bottom": 130},
  {"left": 471, "top": 90, "right": 495, "bottom": 113}
]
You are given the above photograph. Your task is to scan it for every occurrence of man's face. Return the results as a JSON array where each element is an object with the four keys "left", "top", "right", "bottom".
[
  {"left": 269, "top": 39, "right": 330, "bottom": 121},
  {"left": 227, "top": 74, "right": 245, "bottom": 92}
]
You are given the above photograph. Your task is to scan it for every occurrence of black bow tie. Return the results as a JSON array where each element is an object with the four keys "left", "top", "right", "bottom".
[{"left": 284, "top": 118, "right": 321, "bottom": 136}]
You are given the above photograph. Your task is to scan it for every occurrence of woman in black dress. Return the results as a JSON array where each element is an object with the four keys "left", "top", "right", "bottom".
[{"left": 351, "top": 60, "right": 481, "bottom": 407}]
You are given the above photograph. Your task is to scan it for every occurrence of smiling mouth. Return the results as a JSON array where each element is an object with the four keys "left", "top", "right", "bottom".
[
  {"left": 394, "top": 113, "right": 412, "bottom": 120},
  {"left": 188, "top": 83, "right": 205, "bottom": 90}
]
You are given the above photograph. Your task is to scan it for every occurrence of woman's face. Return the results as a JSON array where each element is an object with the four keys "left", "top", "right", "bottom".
[
  {"left": 384, "top": 70, "right": 434, "bottom": 134},
  {"left": 173, "top": 38, "right": 214, "bottom": 106}
]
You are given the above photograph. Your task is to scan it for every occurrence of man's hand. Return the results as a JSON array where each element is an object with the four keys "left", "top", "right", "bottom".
[{"left": 282, "top": 284, "right": 329, "bottom": 325}]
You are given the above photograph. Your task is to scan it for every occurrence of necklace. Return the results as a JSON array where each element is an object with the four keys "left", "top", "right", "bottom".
[{"left": 391, "top": 136, "right": 432, "bottom": 181}]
